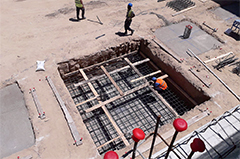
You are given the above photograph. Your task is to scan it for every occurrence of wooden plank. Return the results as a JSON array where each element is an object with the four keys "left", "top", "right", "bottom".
[
  {"left": 75, "top": 96, "right": 99, "bottom": 107},
  {"left": 30, "top": 88, "right": 46, "bottom": 119},
  {"left": 124, "top": 57, "right": 178, "bottom": 117},
  {"left": 85, "top": 83, "right": 148, "bottom": 113},
  {"left": 46, "top": 76, "right": 82, "bottom": 146},
  {"left": 100, "top": 65, "right": 124, "bottom": 96},
  {"left": 130, "top": 70, "right": 162, "bottom": 83},
  {"left": 74, "top": 58, "right": 150, "bottom": 87},
  {"left": 97, "top": 136, "right": 121, "bottom": 149},
  {"left": 102, "top": 106, "right": 129, "bottom": 146},
  {"left": 79, "top": 69, "right": 129, "bottom": 146},
  {"left": 204, "top": 52, "right": 233, "bottom": 64},
  {"left": 172, "top": 5, "right": 196, "bottom": 17},
  {"left": 79, "top": 69, "right": 99, "bottom": 97},
  {"left": 65, "top": 51, "right": 138, "bottom": 77}
]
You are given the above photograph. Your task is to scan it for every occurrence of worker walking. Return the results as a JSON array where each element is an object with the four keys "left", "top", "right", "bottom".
[
  {"left": 75, "top": 0, "right": 85, "bottom": 20},
  {"left": 124, "top": 3, "right": 135, "bottom": 35},
  {"left": 152, "top": 77, "right": 168, "bottom": 91}
]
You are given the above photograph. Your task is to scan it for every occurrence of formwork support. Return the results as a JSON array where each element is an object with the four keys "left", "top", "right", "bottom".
[
  {"left": 65, "top": 51, "right": 138, "bottom": 77},
  {"left": 124, "top": 57, "right": 178, "bottom": 117},
  {"left": 85, "top": 82, "right": 148, "bottom": 113},
  {"left": 46, "top": 76, "right": 82, "bottom": 146},
  {"left": 130, "top": 70, "right": 162, "bottom": 83},
  {"left": 79, "top": 69, "right": 130, "bottom": 147},
  {"left": 100, "top": 65, "right": 124, "bottom": 95},
  {"left": 74, "top": 58, "right": 150, "bottom": 87}
]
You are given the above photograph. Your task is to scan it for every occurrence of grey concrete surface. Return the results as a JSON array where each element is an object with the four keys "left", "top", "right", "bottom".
[
  {"left": 0, "top": 84, "right": 35, "bottom": 158},
  {"left": 154, "top": 21, "right": 222, "bottom": 58},
  {"left": 212, "top": 3, "right": 240, "bottom": 24}
]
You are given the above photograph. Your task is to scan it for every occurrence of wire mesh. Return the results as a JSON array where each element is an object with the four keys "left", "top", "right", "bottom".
[
  {"left": 154, "top": 105, "right": 240, "bottom": 159},
  {"left": 62, "top": 53, "right": 191, "bottom": 154}
]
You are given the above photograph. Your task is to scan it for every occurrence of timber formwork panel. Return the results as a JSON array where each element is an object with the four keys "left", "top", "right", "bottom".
[{"left": 63, "top": 53, "right": 191, "bottom": 154}]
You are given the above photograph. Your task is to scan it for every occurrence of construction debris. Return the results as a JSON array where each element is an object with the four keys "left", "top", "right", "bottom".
[{"left": 213, "top": 55, "right": 239, "bottom": 71}]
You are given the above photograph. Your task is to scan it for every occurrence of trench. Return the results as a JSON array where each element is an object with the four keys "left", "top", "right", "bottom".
[{"left": 58, "top": 39, "right": 210, "bottom": 154}]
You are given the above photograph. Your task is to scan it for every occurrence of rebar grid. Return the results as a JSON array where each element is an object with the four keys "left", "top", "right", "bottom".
[
  {"left": 63, "top": 53, "right": 190, "bottom": 154},
  {"left": 154, "top": 105, "right": 240, "bottom": 159},
  {"left": 166, "top": 0, "right": 195, "bottom": 12}
]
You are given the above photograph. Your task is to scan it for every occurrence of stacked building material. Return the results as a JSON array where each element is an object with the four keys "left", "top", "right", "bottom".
[{"left": 166, "top": 0, "right": 195, "bottom": 12}]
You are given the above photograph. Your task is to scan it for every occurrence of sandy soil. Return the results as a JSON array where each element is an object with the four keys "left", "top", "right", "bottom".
[{"left": 1, "top": 0, "right": 239, "bottom": 158}]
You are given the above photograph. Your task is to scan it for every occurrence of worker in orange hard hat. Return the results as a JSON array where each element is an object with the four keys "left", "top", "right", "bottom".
[{"left": 152, "top": 77, "right": 168, "bottom": 91}]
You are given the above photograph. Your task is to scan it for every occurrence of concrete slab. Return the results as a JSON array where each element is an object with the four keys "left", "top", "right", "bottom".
[
  {"left": 0, "top": 84, "right": 34, "bottom": 158},
  {"left": 212, "top": 2, "right": 240, "bottom": 24},
  {"left": 154, "top": 21, "right": 222, "bottom": 58}
]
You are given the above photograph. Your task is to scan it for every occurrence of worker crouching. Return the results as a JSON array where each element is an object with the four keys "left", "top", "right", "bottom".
[{"left": 152, "top": 77, "right": 168, "bottom": 91}]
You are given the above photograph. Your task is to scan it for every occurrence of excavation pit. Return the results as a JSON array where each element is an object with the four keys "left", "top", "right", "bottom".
[{"left": 58, "top": 39, "right": 210, "bottom": 154}]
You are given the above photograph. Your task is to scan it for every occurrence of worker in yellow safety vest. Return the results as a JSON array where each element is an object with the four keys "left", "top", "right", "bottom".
[
  {"left": 152, "top": 77, "right": 168, "bottom": 91},
  {"left": 75, "top": 0, "right": 85, "bottom": 20},
  {"left": 124, "top": 3, "right": 135, "bottom": 35}
]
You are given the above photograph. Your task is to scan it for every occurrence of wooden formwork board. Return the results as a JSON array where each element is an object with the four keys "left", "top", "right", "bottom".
[
  {"left": 65, "top": 51, "right": 138, "bottom": 77},
  {"left": 74, "top": 58, "right": 150, "bottom": 87},
  {"left": 85, "top": 82, "right": 148, "bottom": 113},
  {"left": 46, "top": 76, "right": 82, "bottom": 146},
  {"left": 79, "top": 69, "right": 130, "bottom": 147},
  {"left": 100, "top": 65, "right": 124, "bottom": 96}
]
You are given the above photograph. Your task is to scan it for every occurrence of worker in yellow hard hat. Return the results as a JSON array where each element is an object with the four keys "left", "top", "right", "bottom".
[
  {"left": 124, "top": 3, "right": 135, "bottom": 35},
  {"left": 75, "top": 0, "right": 85, "bottom": 20}
]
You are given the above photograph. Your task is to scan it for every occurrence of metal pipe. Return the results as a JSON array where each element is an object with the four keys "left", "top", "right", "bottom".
[
  {"left": 132, "top": 141, "right": 138, "bottom": 159},
  {"left": 148, "top": 115, "right": 161, "bottom": 159},
  {"left": 188, "top": 49, "right": 240, "bottom": 101},
  {"left": 165, "top": 131, "right": 178, "bottom": 159}
]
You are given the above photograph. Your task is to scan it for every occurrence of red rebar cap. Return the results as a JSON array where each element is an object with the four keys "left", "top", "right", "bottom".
[
  {"left": 132, "top": 128, "right": 145, "bottom": 143},
  {"left": 190, "top": 138, "right": 205, "bottom": 152},
  {"left": 173, "top": 118, "right": 188, "bottom": 132},
  {"left": 103, "top": 151, "right": 119, "bottom": 159}
]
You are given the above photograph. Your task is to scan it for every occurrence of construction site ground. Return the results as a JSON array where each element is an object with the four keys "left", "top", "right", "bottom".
[{"left": 0, "top": 0, "right": 239, "bottom": 159}]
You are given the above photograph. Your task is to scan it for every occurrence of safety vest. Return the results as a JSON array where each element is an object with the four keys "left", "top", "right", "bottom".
[
  {"left": 156, "top": 78, "right": 168, "bottom": 90},
  {"left": 127, "top": 9, "right": 133, "bottom": 19},
  {"left": 75, "top": 0, "right": 83, "bottom": 8}
]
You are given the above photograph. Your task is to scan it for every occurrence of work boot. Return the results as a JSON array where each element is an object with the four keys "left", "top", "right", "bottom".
[{"left": 131, "top": 30, "right": 134, "bottom": 35}]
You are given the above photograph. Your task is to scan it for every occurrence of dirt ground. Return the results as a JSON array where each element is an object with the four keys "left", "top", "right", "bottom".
[{"left": 0, "top": 0, "right": 239, "bottom": 158}]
